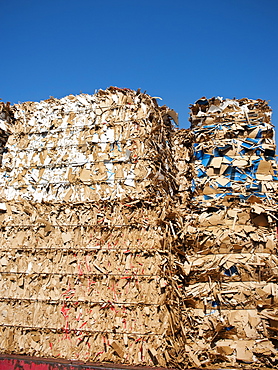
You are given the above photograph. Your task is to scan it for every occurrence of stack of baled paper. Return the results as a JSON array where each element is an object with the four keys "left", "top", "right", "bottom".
[
  {"left": 171, "top": 97, "right": 278, "bottom": 367},
  {"left": 0, "top": 92, "right": 278, "bottom": 369},
  {"left": 0, "top": 88, "right": 183, "bottom": 367}
]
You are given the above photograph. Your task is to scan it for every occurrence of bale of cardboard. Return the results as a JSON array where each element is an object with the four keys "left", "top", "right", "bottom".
[
  {"left": 171, "top": 97, "right": 278, "bottom": 368},
  {"left": 0, "top": 88, "right": 182, "bottom": 367}
]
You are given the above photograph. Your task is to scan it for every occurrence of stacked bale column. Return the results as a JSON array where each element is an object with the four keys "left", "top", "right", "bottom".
[
  {"left": 173, "top": 98, "right": 278, "bottom": 367},
  {"left": 0, "top": 88, "right": 181, "bottom": 367}
]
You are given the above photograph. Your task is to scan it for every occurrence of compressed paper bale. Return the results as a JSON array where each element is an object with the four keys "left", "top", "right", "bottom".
[
  {"left": 0, "top": 88, "right": 176, "bottom": 203},
  {"left": 0, "top": 88, "right": 182, "bottom": 368},
  {"left": 168, "top": 96, "right": 278, "bottom": 368}
]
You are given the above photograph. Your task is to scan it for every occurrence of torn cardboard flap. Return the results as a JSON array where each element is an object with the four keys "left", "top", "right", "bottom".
[{"left": 257, "top": 160, "right": 273, "bottom": 175}]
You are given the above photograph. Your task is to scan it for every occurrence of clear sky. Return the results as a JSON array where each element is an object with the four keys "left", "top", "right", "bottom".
[{"left": 1, "top": 0, "right": 278, "bottom": 135}]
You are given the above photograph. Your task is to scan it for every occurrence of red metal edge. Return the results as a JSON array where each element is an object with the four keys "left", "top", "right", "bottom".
[{"left": 0, "top": 354, "right": 178, "bottom": 370}]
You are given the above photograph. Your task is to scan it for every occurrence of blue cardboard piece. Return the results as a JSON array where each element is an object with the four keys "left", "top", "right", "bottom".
[{"left": 202, "top": 154, "right": 212, "bottom": 167}]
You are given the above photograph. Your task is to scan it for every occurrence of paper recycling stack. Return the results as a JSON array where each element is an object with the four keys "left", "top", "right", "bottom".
[
  {"left": 172, "top": 97, "right": 278, "bottom": 367},
  {"left": 0, "top": 88, "right": 182, "bottom": 367},
  {"left": 0, "top": 89, "right": 278, "bottom": 369}
]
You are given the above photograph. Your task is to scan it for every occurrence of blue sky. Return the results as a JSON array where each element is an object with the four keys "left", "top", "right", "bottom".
[{"left": 1, "top": 0, "right": 278, "bottom": 135}]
